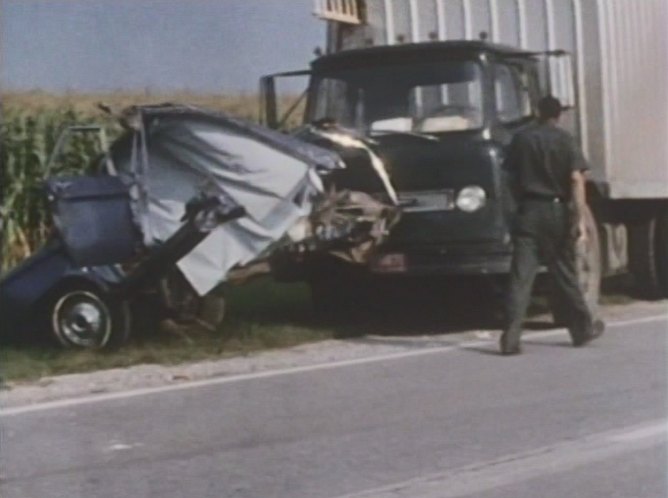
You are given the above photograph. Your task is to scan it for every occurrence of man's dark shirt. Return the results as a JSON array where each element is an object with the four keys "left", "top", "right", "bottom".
[{"left": 503, "top": 122, "right": 589, "bottom": 200}]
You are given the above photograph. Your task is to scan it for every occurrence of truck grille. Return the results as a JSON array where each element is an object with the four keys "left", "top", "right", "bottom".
[{"left": 398, "top": 190, "right": 456, "bottom": 212}]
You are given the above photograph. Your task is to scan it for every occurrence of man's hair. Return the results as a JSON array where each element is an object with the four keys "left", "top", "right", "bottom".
[{"left": 538, "top": 96, "right": 563, "bottom": 120}]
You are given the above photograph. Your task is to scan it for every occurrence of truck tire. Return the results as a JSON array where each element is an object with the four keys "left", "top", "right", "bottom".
[
  {"left": 48, "top": 284, "right": 131, "bottom": 349},
  {"left": 657, "top": 207, "right": 668, "bottom": 297},
  {"left": 549, "top": 205, "right": 601, "bottom": 325},
  {"left": 628, "top": 207, "right": 668, "bottom": 299}
]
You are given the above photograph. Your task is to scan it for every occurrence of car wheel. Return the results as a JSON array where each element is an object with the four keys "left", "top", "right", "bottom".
[{"left": 50, "top": 287, "right": 131, "bottom": 349}]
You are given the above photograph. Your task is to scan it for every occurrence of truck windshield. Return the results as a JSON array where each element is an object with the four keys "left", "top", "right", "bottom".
[{"left": 308, "top": 60, "right": 483, "bottom": 134}]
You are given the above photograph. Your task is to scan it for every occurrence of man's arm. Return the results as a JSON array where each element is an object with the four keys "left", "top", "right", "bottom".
[{"left": 571, "top": 169, "right": 588, "bottom": 242}]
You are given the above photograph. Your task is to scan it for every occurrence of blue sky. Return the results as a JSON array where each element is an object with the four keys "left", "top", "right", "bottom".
[{"left": 0, "top": 0, "right": 324, "bottom": 93}]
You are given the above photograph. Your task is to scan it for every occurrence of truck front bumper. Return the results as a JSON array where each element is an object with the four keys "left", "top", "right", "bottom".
[{"left": 369, "top": 244, "right": 512, "bottom": 276}]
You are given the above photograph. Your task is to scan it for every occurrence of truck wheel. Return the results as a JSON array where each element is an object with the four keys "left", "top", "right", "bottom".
[
  {"left": 628, "top": 207, "right": 668, "bottom": 299},
  {"left": 549, "top": 205, "right": 601, "bottom": 325},
  {"left": 657, "top": 207, "right": 668, "bottom": 297},
  {"left": 49, "top": 286, "right": 131, "bottom": 349}
]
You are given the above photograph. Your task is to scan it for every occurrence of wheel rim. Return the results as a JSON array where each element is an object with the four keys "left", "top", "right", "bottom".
[{"left": 52, "top": 291, "right": 112, "bottom": 348}]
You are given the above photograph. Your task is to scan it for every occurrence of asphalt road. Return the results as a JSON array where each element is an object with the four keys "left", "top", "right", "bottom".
[{"left": 1, "top": 315, "right": 666, "bottom": 498}]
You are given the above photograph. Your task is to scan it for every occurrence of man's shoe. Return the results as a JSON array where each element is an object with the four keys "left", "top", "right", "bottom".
[
  {"left": 500, "top": 345, "right": 522, "bottom": 356},
  {"left": 500, "top": 332, "right": 522, "bottom": 355},
  {"left": 573, "top": 319, "right": 605, "bottom": 347}
]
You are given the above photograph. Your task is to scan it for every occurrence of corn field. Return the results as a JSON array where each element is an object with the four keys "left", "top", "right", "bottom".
[{"left": 0, "top": 107, "right": 113, "bottom": 270}]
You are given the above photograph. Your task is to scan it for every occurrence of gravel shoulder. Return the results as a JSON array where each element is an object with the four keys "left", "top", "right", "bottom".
[{"left": 1, "top": 300, "right": 666, "bottom": 410}]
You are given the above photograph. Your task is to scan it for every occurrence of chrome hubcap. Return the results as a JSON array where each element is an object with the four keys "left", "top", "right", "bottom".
[{"left": 53, "top": 291, "right": 111, "bottom": 348}]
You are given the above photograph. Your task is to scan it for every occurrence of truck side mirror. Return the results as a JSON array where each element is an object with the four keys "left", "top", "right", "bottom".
[
  {"left": 260, "top": 76, "right": 279, "bottom": 129},
  {"left": 259, "top": 70, "right": 311, "bottom": 131}
]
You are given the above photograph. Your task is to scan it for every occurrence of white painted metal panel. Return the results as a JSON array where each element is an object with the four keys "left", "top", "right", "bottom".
[
  {"left": 469, "top": 0, "right": 492, "bottom": 41},
  {"left": 525, "top": 0, "right": 548, "bottom": 50},
  {"left": 391, "top": 0, "right": 411, "bottom": 44},
  {"left": 435, "top": 0, "right": 447, "bottom": 40},
  {"left": 597, "top": 0, "right": 668, "bottom": 197},
  {"left": 446, "top": 0, "right": 466, "bottom": 40},
  {"left": 416, "top": 0, "right": 438, "bottom": 42},
  {"left": 488, "top": 0, "right": 500, "bottom": 42},
  {"left": 461, "top": 0, "right": 474, "bottom": 39},
  {"left": 497, "top": 0, "right": 520, "bottom": 47}
]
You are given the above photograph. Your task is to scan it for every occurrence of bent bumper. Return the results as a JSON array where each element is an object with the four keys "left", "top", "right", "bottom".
[{"left": 370, "top": 244, "right": 512, "bottom": 276}]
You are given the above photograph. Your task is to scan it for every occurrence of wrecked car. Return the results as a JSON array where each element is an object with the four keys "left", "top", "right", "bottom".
[
  {"left": 0, "top": 181, "right": 245, "bottom": 349},
  {"left": 0, "top": 105, "right": 399, "bottom": 349}
]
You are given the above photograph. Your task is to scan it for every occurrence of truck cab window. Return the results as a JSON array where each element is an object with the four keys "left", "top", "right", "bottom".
[
  {"left": 309, "top": 61, "right": 484, "bottom": 134},
  {"left": 494, "top": 64, "right": 532, "bottom": 123},
  {"left": 313, "top": 79, "right": 355, "bottom": 126}
]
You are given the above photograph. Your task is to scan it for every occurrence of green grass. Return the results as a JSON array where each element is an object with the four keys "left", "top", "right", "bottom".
[{"left": 1, "top": 279, "right": 337, "bottom": 383}]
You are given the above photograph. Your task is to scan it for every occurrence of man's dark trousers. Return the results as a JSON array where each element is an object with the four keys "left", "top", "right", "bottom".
[{"left": 503, "top": 199, "right": 593, "bottom": 350}]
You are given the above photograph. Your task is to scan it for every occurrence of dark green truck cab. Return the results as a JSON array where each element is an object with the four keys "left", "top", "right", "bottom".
[{"left": 263, "top": 41, "right": 543, "bottom": 279}]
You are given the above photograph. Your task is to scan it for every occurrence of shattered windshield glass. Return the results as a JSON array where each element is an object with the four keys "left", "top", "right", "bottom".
[{"left": 309, "top": 60, "right": 483, "bottom": 135}]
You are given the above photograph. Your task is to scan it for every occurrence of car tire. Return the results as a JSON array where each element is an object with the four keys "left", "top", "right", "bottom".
[{"left": 48, "top": 285, "right": 131, "bottom": 350}]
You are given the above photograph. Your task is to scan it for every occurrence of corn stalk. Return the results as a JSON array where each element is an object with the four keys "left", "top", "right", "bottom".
[{"left": 0, "top": 108, "right": 113, "bottom": 270}]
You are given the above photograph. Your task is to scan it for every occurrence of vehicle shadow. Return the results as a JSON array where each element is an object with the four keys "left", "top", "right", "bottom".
[
  {"left": 226, "top": 275, "right": 588, "bottom": 340},
  {"left": 307, "top": 276, "right": 508, "bottom": 338}
]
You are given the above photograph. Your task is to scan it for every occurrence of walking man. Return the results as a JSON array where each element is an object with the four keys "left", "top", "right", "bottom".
[{"left": 501, "top": 96, "right": 604, "bottom": 355}]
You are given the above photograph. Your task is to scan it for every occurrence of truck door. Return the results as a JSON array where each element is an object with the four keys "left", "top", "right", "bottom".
[{"left": 259, "top": 70, "right": 311, "bottom": 130}]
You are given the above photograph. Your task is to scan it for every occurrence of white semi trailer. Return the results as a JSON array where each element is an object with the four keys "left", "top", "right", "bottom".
[{"left": 263, "top": 0, "right": 668, "bottom": 306}]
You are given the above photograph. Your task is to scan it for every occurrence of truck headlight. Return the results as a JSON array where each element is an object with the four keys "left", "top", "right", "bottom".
[{"left": 456, "top": 186, "right": 486, "bottom": 212}]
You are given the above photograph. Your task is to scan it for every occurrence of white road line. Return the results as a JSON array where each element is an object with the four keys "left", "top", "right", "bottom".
[
  {"left": 609, "top": 313, "right": 668, "bottom": 328},
  {"left": 331, "top": 420, "right": 668, "bottom": 498},
  {"left": 1, "top": 313, "right": 665, "bottom": 418},
  {"left": 609, "top": 423, "right": 668, "bottom": 443}
]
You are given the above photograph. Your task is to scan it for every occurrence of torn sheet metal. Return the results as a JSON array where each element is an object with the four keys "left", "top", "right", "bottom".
[
  {"left": 278, "top": 189, "right": 400, "bottom": 264},
  {"left": 271, "top": 123, "right": 402, "bottom": 266},
  {"left": 110, "top": 105, "right": 343, "bottom": 295},
  {"left": 295, "top": 124, "right": 399, "bottom": 206}
]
